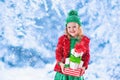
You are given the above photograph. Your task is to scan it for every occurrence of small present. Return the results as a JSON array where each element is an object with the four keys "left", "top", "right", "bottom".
[
  {"left": 69, "top": 60, "right": 84, "bottom": 69},
  {"left": 65, "top": 57, "right": 84, "bottom": 69},
  {"left": 63, "top": 68, "right": 83, "bottom": 77},
  {"left": 71, "top": 49, "right": 83, "bottom": 57},
  {"left": 69, "top": 61, "right": 79, "bottom": 69}
]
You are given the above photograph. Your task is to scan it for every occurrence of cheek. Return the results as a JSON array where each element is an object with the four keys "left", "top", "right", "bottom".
[
  {"left": 67, "top": 28, "right": 70, "bottom": 31},
  {"left": 75, "top": 29, "right": 79, "bottom": 34},
  {"left": 67, "top": 29, "right": 71, "bottom": 33},
  {"left": 74, "top": 28, "right": 78, "bottom": 32}
]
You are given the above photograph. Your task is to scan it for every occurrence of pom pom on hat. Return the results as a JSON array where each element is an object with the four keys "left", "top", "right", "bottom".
[
  {"left": 68, "top": 10, "right": 78, "bottom": 16},
  {"left": 66, "top": 10, "right": 81, "bottom": 26}
]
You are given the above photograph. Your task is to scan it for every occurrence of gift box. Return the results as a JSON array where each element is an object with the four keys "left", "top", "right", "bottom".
[
  {"left": 63, "top": 68, "right": 83, "bottom": 77},
  {"left": 71, "top": 49, "right": 83, "bottom": 57},
  {"left": 69, "top": 61, "right": 79, "bottom": 69},
  {"left": 63, "top": 60, "right": 84, "bottom": 77},
  {"left": 69, "top": 61, "right": 83, "bottom": 69},
  {"left": 63, "top": 48, "right": 84, "bottom": 77}
]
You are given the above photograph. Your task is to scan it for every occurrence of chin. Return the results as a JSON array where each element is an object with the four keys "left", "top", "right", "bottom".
[{"left": 71, "top": 35, "right": 77, "bottom": 37}]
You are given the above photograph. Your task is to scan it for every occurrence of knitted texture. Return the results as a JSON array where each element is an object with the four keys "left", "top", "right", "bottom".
[{"left": 66, "top": 10, "right": 81, "bottom": 26}]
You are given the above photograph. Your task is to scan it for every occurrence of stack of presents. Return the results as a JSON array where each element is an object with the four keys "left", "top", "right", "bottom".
[{"left": 63, "top": 48, "right": 84, "bottom": 77}]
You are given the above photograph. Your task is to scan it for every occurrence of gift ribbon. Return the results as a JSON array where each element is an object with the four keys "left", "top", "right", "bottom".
[
  {"left": 70, "top": 54, "right": 81, "bottom": 63},
  {"left": 64, "top": 64, "right": 70, "bottom": 68}
]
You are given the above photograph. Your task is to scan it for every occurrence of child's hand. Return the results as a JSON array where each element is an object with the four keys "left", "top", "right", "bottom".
[
  {"left": 80, "top": 67, "right": 85, "bottom": 76},
  {"left": 59, "top": 62, "right": 65, "bottom": 72}
]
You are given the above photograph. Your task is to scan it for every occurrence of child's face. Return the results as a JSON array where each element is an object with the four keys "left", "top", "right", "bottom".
[{"left": 67, "top": 22, "right": 79, "bottom": 37}]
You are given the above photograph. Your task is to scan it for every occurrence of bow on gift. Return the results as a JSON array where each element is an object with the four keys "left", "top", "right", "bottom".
[
  {"left": 70, "top": 49, "right": 83, "bottom": 63},
  {"left": 70, "top": 54, "right": 81, "bottom": 63}
]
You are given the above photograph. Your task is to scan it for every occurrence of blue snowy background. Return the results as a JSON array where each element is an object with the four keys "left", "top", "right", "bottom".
[{"left": 0, "top": 0, "right": 120, "bottom": 80}]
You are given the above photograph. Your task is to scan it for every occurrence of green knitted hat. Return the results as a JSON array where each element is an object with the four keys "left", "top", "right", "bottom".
[{"left": 66, "top": 10, "right": 81, "bottom": 26}]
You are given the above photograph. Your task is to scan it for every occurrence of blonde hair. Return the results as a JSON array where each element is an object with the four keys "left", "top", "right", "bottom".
[{"left": 65, "top": 25, "right": 84, "bottom": 39}]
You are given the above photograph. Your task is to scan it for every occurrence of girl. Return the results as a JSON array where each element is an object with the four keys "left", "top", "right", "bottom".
[{"left": 54, "top": 10, "right": 90, "bottom": 80}]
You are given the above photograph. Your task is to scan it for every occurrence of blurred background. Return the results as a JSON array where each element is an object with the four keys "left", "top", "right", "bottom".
[{"left": 0, "top": 0, "right": 120, "bottom": 80}]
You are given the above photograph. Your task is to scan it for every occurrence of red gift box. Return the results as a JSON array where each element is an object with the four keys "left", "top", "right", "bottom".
[{"left": 63, "top": 68, "right": 83, "bottom": 77}]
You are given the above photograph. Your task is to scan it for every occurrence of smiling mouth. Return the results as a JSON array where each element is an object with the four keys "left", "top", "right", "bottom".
[{"left": 70, "top": 32, "right": 75, "bottom": 33}]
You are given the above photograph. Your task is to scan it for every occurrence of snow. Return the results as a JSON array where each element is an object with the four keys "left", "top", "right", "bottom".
[{"left": 0, "top": 0, "right": 120, "bottom": 80}]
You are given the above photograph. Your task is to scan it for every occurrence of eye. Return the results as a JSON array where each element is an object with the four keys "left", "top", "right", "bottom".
[
  {"left": 73, "top": 26, "right": 76, "bottom": 28},
  {"left": 67, "top": 26, "right": 71, "bottom": 29}
]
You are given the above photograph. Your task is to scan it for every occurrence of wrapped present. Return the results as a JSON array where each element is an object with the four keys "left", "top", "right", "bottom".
[
  {"left": 71, "top": 49, "right": 84, "bottom": 57},
  {"left": 64, "top": 48, "right": 84, "bottom": 77},
  {"left": 68, "top": 49, "right": 84, "bottom": 69},
  {"left": 71, "top": 49, "right": 83, "bottom": 57},
  {"left": 63, "top": 58, "right": 84, "bottom": 76},
  {"left": 69, "top": 61, "right": 84, "bottom": 69},
  {"left": 63, "top": 68, "right": 83, "bottom": 77},
  {"left": 70, "top": 61, "right": 79, "bottom": 69}
]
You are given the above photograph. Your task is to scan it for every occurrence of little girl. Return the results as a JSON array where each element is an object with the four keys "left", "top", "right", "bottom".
[{"left": 54, "top": 10, "right": 90, "bottom": 80}]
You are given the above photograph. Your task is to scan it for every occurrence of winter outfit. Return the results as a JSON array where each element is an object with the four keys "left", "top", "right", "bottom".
[
  {"left": 54, "top": 10, "right": 90, "bottom": 80},
  {"left": 54, "top": 35, "right": 90, "bottom": 72}
]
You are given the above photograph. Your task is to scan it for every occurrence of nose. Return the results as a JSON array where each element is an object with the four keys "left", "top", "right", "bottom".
[
  {"left": 71, "top": 27, "right": 74, "bottom": 31},
  {"left": 70, "top": 28, "right": 75, "bottom": 32}
]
